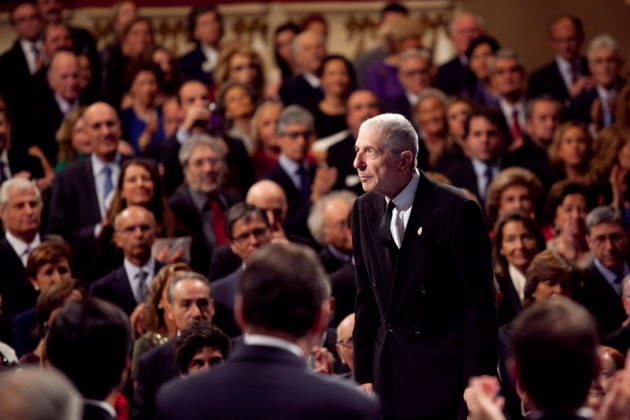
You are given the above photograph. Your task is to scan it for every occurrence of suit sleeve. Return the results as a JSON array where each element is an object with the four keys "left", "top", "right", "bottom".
[
  {"left": 48, "top": 171, "right": 98, "bottom": 244},
  {"left": 451, "top": 199, "right": 498, "bottom": 385},
  {"left": 351, "top": 200, "right": 381, "bottom": 385}
]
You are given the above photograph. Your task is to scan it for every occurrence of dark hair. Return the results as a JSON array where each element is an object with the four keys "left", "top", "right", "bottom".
[
  {"left": 46, "top": 298, "right": 132, "bottom": 400},
  {"left": 544, "top": 180, "right": 593, "bottom": 226},
  {"left": 492, "top": 211, "right": 546, "bottom": 278},
  {"left": 464, "top": 106, "right": 510, "bottom": 141},
  {"left": 216, "top": 81, "right": 256, "bottom": 129},
  {"left": 321, "top": 55, "right": 357, "bottom": 96},
  {"left": 122, "top": 59, "right": 163, "bottom": 94},
  {"left": 225, "top": 202, "right": 269, "bottom": 240},
  {"left": 239, "top": 243, "right": 331, "bottom": 338},
  {"left": 274, "top": 22, "right": 301, "bottom": 80},
  {"left": 35, "top": 278, "right": 81, "bottom": 338},
  {"left": 187, "top": 6, "right": 223, "bottom": 44},
  {"left": 25, "top": 241, "right": 72, "bottom": 282},
  {"left": 176, "top": 320, "right": 231, "bottom": 374},
  {"left": 10, "top": 1, "right": 37, "bottom": 26},
  {"left": 121, "top": 17, "right": 153, "bottom": 41},
  {"left": 465, "top": 35, "right": 501, "bottom": 61},
  {"left": 511, "top": 297, "right": 598, "bottom": 410},
  {"left": 522, "top": 249, "right": 574, "bottom": 307},
  {"left": 381, "top": 3, "right": 409, "bottom": 18}
]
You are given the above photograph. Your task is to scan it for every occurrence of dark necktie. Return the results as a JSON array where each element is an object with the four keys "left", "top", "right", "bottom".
[
  {"left": 379, "top": 201, "right": 397, "bottom": 250},
  {"left": 296, "top": 165, "right": 311, "bottom": 200},
  {"left": 614, "top": 274, "right": 624, "bottom": 296},
  {"left": 210, "top": 200, "right": 228, "bottom": 246},
  {"left": 136, "top": 270, "right": 148, "bottom": 304},
  {"left": 484, "top": 164, "right": 494, "bottom": 196}
]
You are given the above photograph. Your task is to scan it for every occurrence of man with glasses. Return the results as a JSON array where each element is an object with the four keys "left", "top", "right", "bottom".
[
  {"left": 263, "top": 105, "right": 337, "bottom": 243},
  {"left": 90, "top": 206, "right": 164, "bottom": 316},
  {"left": 581, "top": 206, "right": 629, "bottom": 336},
  {"left": 211, "top": 203, "right": 272, "bottom": 337},
  {"left": 384, "top": 49, "right": 434, "bottom": 122}
]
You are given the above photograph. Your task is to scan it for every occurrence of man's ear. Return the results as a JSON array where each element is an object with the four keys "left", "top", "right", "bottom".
[
  {"left": 398, "top": 150, "right": 413, "bottom": 173},
  {"left": 164, "top": 300, "right": 174, "bottom": 321}
]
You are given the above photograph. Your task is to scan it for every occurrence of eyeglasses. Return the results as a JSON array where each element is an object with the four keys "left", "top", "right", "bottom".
[
  {"left": 400, "top": 68, "right": 430, "bottom": 78},
  {"left": 336, "top": 336, "right": 353, "bottom": 348},
  {"left": 283, "top": 130, "right": 313, "bottom": 140},
  {"left": 590, "top": 232, "right": 626, "bottom": 247},
  {"left": 232, "top": 227, "right": 269, "bottom": 245}
]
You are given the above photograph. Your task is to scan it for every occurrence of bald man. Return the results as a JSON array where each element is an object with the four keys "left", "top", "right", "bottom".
[
  {"left": 335, "top": 313, "right": 355, "bottom": 378},
  {"left": 90, "top": 206, "right": 164, "bottom": 316},
  {"left": 48, "top": 101, "right": 125, "bottom": 282}
]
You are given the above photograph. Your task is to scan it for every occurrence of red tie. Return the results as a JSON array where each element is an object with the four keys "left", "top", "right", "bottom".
[
  {"left": 510, "top": 110, "right": 522, "bottom": 141},
  {"left": 210, "top": 200, "right": 228, "bottom": 246}
]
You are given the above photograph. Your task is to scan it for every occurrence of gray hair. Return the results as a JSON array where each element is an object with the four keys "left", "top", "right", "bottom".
[
  {"left": 587, "top": 34, "right": 620, "bottom": 62},
  {"left": 276, "top": 105, "right": 314, "bottom": 135},
  {"left": 0, "top": 178, "right": 42, "bottom": 210},
  {"left": 291, "top": 30, "right": 325, "bottom": 57},
  {"left": 585, "top": 206, "right": 625, "bottom": 235},
  {"left": 398, "top": 48, "right": 432, "bottom": 68},
  {"left": 307, "top": 190, "right": 357, "bottom": 245},
  {"left": 0, "top": 367, "right": 82, "bottom": 420},
  {"left": 178, "top": 134, "right": 226, "bottom": 168},
  {"left": 359, "top": 113, "right": 419, "bottom": 171},
  {"left": 525, "top": 94, "right": 562, "bottom": 120},
  {"left": 448, "top": 12, "right": 485, "bottom": 35},
  {"left": 417, "top": 88, "right": 449, "bottom": 107},
  {"left": 250, "top": 99, "right": 283, "bottom": 144},
  {"left": 487, "top": 49, "right": 525, "bottom": 76},
  {"left": 167, "top": 271, "right": 212, "bottom": 304}
]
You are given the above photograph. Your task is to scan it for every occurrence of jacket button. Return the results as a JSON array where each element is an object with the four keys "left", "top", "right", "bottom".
[
  {"left": 387, "top": 323, "right": 393, "bottom": 332},
  {"left": 413, "top": 326, "right": 421, "bottom": 335}
]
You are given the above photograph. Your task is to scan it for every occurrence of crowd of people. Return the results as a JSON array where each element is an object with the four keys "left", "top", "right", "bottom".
[{"left": 2, "top": 0, "right": 630, "bottom": 419}]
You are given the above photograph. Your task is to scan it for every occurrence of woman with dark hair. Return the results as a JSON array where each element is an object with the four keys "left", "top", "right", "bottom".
[
  {"left": 274, "top": 22, "right": 300, "bottom": 82},
  {"left": 179, "top": 6, "right": 223, "bottom": 87},
  {"left": 492, "top": 211, "right": 546, "bottom": 326},
  {"left": 146, "top": 45, "right": 183, "bottom": 105},
  {"left": 216, "top": 81, "right": 257, "bottom": 153},
  {"left": 311, "top": 55, "right": 355, "bottom": 140},
  {"left": 544, "top": 180, "right": 593, "bottom": 268},
  {"left": 119, "top": 59, "right": 165, "bottom": 155},
  {"left": 460, "top": 35, "right": 501, "bottom": 106}
]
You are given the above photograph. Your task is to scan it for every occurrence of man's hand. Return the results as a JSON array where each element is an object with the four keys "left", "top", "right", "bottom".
[
  {"left": 358, "top": 383, "right": 375, "bottom": 396},
  {"left": 181, "top": 104, "right": 210, "bottom": 132},
  {"left": 464, "top": 376, "right": 506, "bottom": 420},
  {"left": 569, "top": 76, "right": 593, "bottom": 98}
]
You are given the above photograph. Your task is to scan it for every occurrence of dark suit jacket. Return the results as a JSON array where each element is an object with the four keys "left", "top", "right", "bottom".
[
  {"left": 435, "top": 56, "right": 470, "bottom": 96},
  {"left": 5, "top": 149, "right": 44, "bottom": 181},
  {"left": 569, "top": 78, "right": 625, "bottom": 125},
  {"left": 12, "top": 307, "right": 37, "bottom": 358},
  {"left": 168, "top": 188, "right": 241, "bottom": 278},
  {"left": 155, "top": 344, "right": 378, "bottom": 420},
  {"left": 527, "top": 57, "right": 589, "bottom": 105},
  {"left": 443, "top": 158, "right": 482, "bottom": 200},
  {"left": 90, "top": 261, "right": 164, "bottom": 316},
  {"left": 330, "top": 263, "right": 356, "bottom": 328},
  {"left": 48, "top": 158, "right": 102, "bottom": 281},
  {"left": 21, "top": 89, "right": 66, "bottom": 164},
  {"left": 383, "top": 95, "right": 412, "bottom": 122},
  {"left": 133, "top": 340, "right": 178, "bottom": 420},
  {"left": 352, "top": 172, "right": 498, "bottom": 417},
  {"left": 211, "top": 268, "right": 242, "bottom": 338},
  {"left": 263, "top": 162, "right": 316, "bottom": 242},
  {"left": 327, "top": 133, "right": 364, "bottom": 196},
  {"left": 0, "top": 238, "right": 38, "bottom": 345},
  {"left": 178, "top": 46, "right": 214, "bottom": 87},
  {"left": 278, "top": 74, "right": 324, "bottom": 109},
  {"left": 319, "top": 246, "right": 351, "bottom": 274},
  {"left": 580, "top": 261, "right": 627, "bottom": 336},
  {"left": 497, "top": 274, "right": 522, "bottom": 327}
]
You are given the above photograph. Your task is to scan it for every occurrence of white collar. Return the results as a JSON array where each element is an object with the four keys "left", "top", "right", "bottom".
[
  {"left": 5, "top": 231, "right": 40, "bottom": 265},
  {"left": 244, "top": 333, "right": 305, "bottom": 359},
  {"left": 388, "top": 169, "right": 420, "bottom": 212},
  {"left": 508, "top": 264, "right": 527, "bottom": 302},
  {"left": 405, "top": 90, "right": 419, "bottom": 107},
  {"left": 200, "top": 45, "right": 218, "bottom": 73},
  {"left": 278, "top": 154, "right": 304, "bottom": 175},
  {"left": 84, "top": 399, "right": 116, "bottom": 419},
  {"left": 54, "top": 92, "right": 79, "bottom": 116},
  {"left": 302, "top": 72, "right": 321, "bottom": 89},
  {"left": 0, "top": 149, "right": 8, "bottom": 164},
  {"left": 91, "top": 153, "right": 121, "bottom": 176},
  {"left": 123, "top": 256, "right": 155, "bottom": 279}
]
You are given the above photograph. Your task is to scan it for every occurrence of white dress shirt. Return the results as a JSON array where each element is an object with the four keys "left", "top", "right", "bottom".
[
  {"left": 5, "top": 231, "right": 40, "bottom": 266},
  {"left": 123, "top": 256, "right": 156, "bottom": 304},
  {"left": 19, "top": 38, "right": 42, "bottom": 75},
  {"left": 91, "top": 154, "right": 121, "bottom": 219},
  {"left": 385, "top": 170, "right": 420, "bottom": 248}
]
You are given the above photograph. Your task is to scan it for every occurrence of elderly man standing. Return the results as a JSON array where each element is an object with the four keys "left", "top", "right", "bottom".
[
  {"left": 48, "top": 101, "right": 124, "bottom": 282},
  {"left": 352, "top": 113, "right": 497, "bottom": 418},
  {"left": 0, "top": 178, "right": 42, "bottom": 344},
  {"left": 279, "top": 30, "right": 327, "bottom": 109},
  {"left": 168, "top": 135, "right": 241, "bottom": 278}
]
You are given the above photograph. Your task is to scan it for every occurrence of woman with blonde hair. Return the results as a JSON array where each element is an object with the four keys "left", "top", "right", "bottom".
[
  {"left": 55, "top": 107, "right": 90, "bottom": 172},
  {"left": 213, "top": 41, "right": 266, "bottom": 101},
  {"left": 548, "top": 120, "right": 593, "bottom": 183},
  {"left": 485, "top": 167, "right": 543, "bottom": 230},
  {"left": 250, "top": 99, "right": 283, "bottom": 178}
]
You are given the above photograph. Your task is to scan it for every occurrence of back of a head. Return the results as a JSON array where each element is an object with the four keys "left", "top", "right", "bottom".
[
  {"left": 511, "top": 297, "right": 599, "bottom": 411},
  {"left": 239, "top": 243, "right": 330, "bottom": 338},
  {"left": 46, "top": 298, "right": 132, "bottom": 401}
]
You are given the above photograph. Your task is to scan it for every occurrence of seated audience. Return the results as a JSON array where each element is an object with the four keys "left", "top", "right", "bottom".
[
  {"left": 0, "top": 110, "right": 45, "bottom": 187},
  {"left": 485, "top": 167, "right": 543, "bottom": 229},
  {"left": 335, "top": 313, "right": 355, "bottom": 380},
  {"left": 272, "top": 22, "right": 300, "bottom": 84},
  {"left": 175, "top": 320, "right": 231, "bottom": 376},
  {"left": 147, "top": 46, "right": 182, "bottom": 104}
]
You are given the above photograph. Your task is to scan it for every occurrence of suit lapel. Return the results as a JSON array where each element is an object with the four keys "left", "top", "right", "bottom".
[
  {"left": 84, "top": 158, "right": 102, "bottom": 220},
  {"left": 118, "top": 267, "right": 140, "bottom": 310}
]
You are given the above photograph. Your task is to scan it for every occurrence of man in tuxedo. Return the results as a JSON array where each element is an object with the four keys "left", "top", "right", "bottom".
[
  {"left": 0, "top": 110, "right": 44, "bottom": 187},
  {"left": 178, "top": 6, "right": 222, "bottom": 87},
  {"left": 527, "top": 14, "right": 590, "bottom": 108},
  {"left": 435, "top": 13, "right": 484, "bottom": 96},
  {"left": 352, "top": 113, "right": 497, "bottom": 418},
  {"left": 384, "top": 49, "right": 433, "bottom": 122},
  {"left": 489, "top": 49, "right": 527, "bottom": 147},
  {"left": 168, "top": 135, "right": 240, "bottom": 278},
  {"left": 328, "top": 90, "right": 381, "bottom": 195},
  {"left": 0, "top": 2, "right": 43, "bottom": 125},
  {"left": 47, "top": 298, "right": 132, "bottom": 420},
  {"left": 90, "top": 206, "right": 163, "bottom": 316},
  {"left": 444, "top": 106, "right": 509, "bottom": 204},
  {"left": 264, "top": 105, "right": 337, "bottom": 242},
  {"left": 581, "top": 206, "right": 629, "bottom": 337},
  {"left": 570, "top": 34, "right": 624, "bottom": 131},
  {"left": 212, "top": 203, "right": 272, "bottom": 337},
  {"left": 0, "top": 178, "right": 42, "bottom": 344},
  {"left": 155, "top": 243, "right": 378, "bottom": 420},
  {"left": 279, "top": 30, "right": 326, "bottom": 109},
  {"left": 48, "top": 101, "right": 124, "bottom": 282},
  {"left": 308, "top": 190, "right": 356, "bottom": 273},
  {"left": 509, "top": 298, "right": 598, "bottom": 420},
  {"left": 134, "top": 272, "right": 215, "bottom": 420}
]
